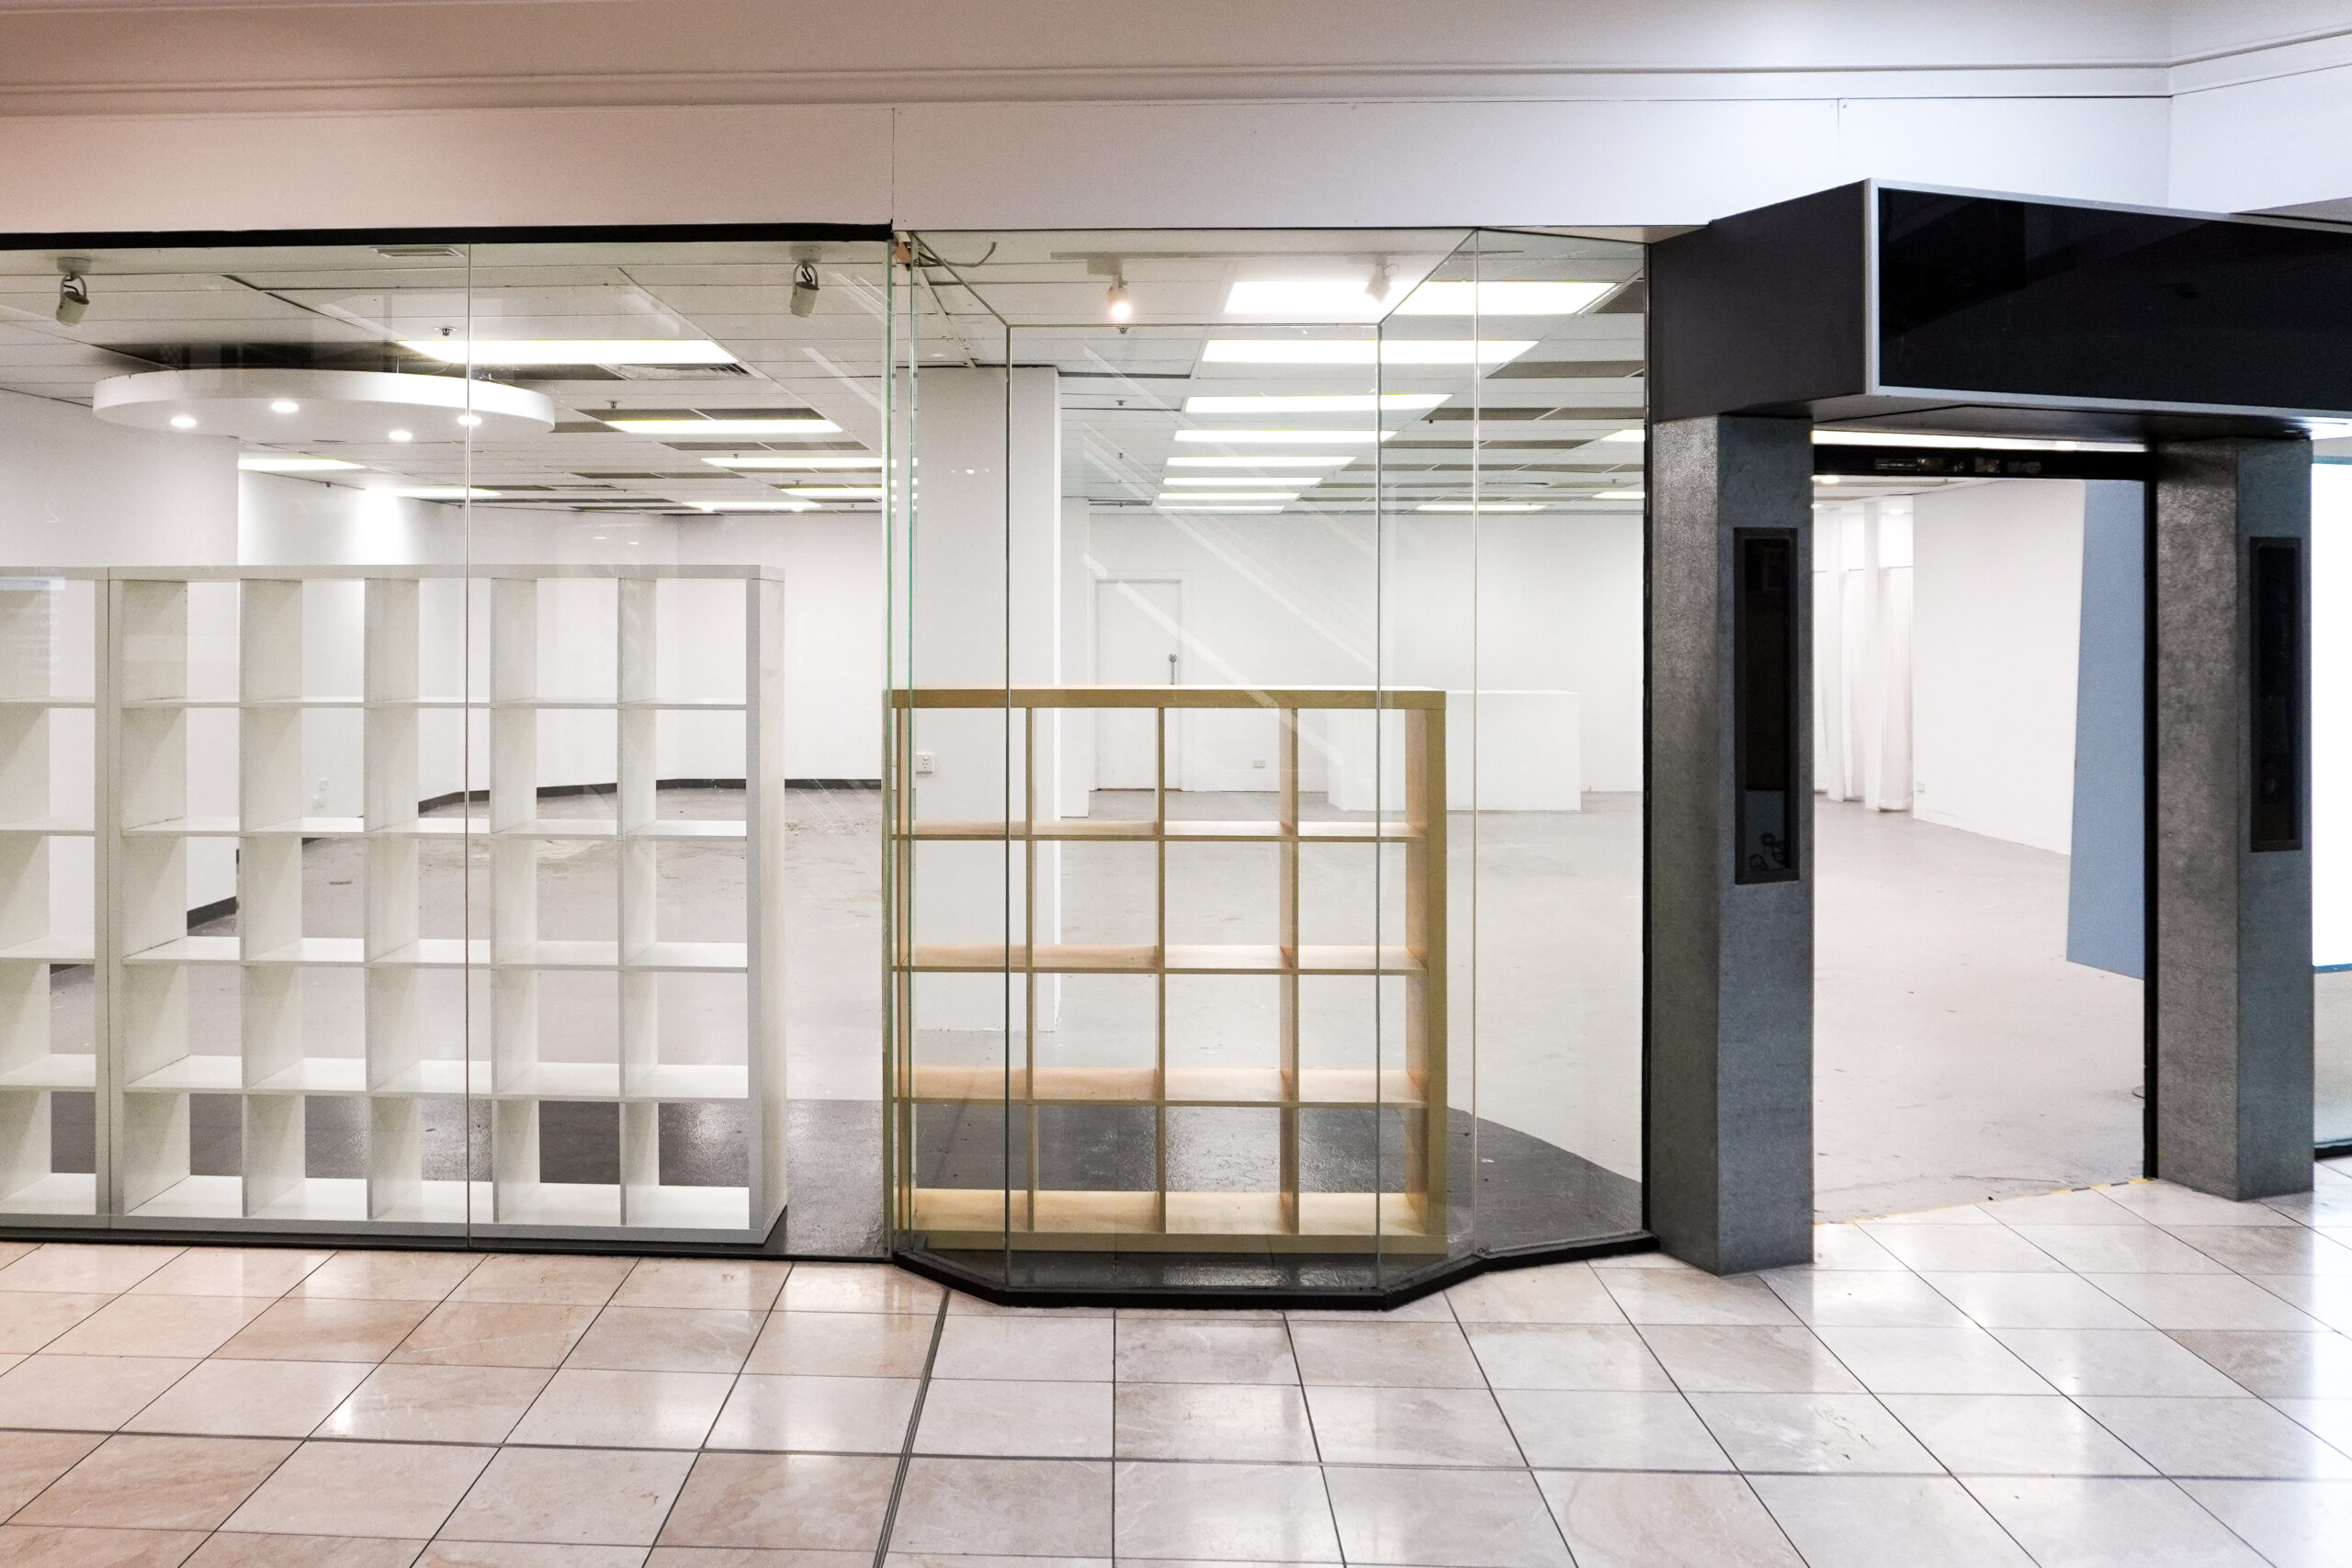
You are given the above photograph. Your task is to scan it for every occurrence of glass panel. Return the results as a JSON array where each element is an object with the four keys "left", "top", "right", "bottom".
[{"left": 2314, "top": 460, "right": 2352, "bottom": 1144}]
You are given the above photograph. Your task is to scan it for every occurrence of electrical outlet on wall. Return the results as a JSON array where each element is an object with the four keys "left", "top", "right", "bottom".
[
  {"left": 312, "top": 777, "right": 330, "bottom": 810},
  {"left": 914, "top": 752, "right": 936, "bottom": 776}
]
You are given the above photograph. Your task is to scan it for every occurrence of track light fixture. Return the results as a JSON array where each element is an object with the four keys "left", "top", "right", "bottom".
[
  {"left": 791, "top": 260, "right": 820, "bottom": 318},
  {"left": 55, "top": 262, "right": 89, "bottom": 327},
  {"left": 1363, "top": 261, "right": 1395, "bottom": 307},
  {"left": 1106, "top": 278, "right": 1133, "bottom": 322}
]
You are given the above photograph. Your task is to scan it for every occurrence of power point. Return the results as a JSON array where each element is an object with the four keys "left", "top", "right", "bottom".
[{"left": 914, "top": 751, "right": 936, "bottom": 777}]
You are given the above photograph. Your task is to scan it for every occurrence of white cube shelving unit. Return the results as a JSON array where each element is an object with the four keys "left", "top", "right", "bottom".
[{"left": 0, "top": 565, "right": 786, "bottom": 1244}]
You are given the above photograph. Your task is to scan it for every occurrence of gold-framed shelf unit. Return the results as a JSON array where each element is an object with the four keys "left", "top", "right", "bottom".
[
  {"left": 888, "top": 684, "right": 1447, "bottom": 1254},
  {"left": 0, "top": 565, "right": 786, "bottom": 1243}
]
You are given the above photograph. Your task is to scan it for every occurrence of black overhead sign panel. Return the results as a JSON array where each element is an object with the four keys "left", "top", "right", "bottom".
[{"left": 1650, "top": 183, "right": 2352, "bottom": 437}]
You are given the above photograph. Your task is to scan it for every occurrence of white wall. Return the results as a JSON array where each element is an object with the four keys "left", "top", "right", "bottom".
[{"left": 1909, "top": 479, "right": 2086, "bottom": 854}]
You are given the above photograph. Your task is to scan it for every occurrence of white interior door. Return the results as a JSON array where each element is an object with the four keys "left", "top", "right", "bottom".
[{"left": 1094, "top": 579, "right": 1181, "bottom": 790}]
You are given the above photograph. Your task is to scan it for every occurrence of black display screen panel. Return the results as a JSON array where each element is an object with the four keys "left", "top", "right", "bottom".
[
  {"left": 1877, "top": 188, "right": 2352, "bottom": 413},
  {"left": 2250, "top": 537, "right": 2305, "bottom": 852},
  {"left": 1733, "top": 529, "right": 1800, "bottom": 886}
]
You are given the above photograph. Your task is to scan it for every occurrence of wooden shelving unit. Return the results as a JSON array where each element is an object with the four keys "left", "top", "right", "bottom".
[
  {"left": 888, "top": 684, "right": 1446, "bottom": 1253},
  {"left": 0, "top": 566, "right": 786, "bottom": 1242}
]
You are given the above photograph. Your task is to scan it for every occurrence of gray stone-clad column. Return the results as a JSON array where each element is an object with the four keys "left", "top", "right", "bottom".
[
  {"left": 2154, "top": 436, "right": 2314, "bottom": 1201},
  {"left": 1647, "top": 414, "right": 1815, "bottom": 1274}
]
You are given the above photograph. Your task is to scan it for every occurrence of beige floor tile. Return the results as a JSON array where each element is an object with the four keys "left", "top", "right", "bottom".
[
  {"left": 1920, "top": 1271, "right": 2153, "bottom": 1330},
  {"left": 915, "top": 1378, "right": 1113, "bottom": 1458},
  {"left": 122, "top": 1358, "right": 376, "bottom": 1438},
  {"left": 1536, "top": 1472, "right": 1803, "bottom": 1568},
  {"left": 1289, "top": 1321, "right": 1485, "bottom": 1387},
  {"left": 0, "top": 1244, "right": 183, "bottom": 1294},
  {"left": 564, "top": 1307, "right": 762, "bottom": 1373},
  {"left": 774, "top": 1264, "right": 943, "bottom": 1315},
  {"left": 129, "top": 1250, "right": 334, "bottom": 1299},
  {"left": 1637, "top": 1325, "right": 1865, "bottom": 1394},
  {"left": 44, "top": 1292, "right": 277, "bottom": 1359},
  {"left": 1749, "top": 1475, "right": 2033, "bottom": 1568},
  {"left": 1113, "top": 1382, "right": 1317, "bottom": 1462},
  {"left": 184, "top": 1532, "right": 426, "bottom": 1567},
  {"left": 2245, "top": 1275, "right": 2352, "bottom": 1333},
  {"left": 2085, "top": 1273, "right": 2324, "bottom": 1331},
  {"left": 2170, "top": 1328, "right": 2352, "bottom": 1397},
  {"left": 1466, "top": 1324, "right": 1677, "bottom": 1391},
  {"left": 2166, "top": 1226, "right": 2352, "bottom": 1276},
  {"left": 741, "top": 1312, "right": 936, "bottom": 1378},
  {"left": 1883, "top": 1393, "right": 2156, "bottom": 1475},
  {"left": 888, "top": 1457, "right": 1113, "bottom": 1558},
  {"left": 0, "top": 1292, "right": 110, "bottom": 1353},
  {"left": 1811, "top": 1325, "right": 2054, "bottom": 1394},
  {"left": 1963, "top": 1476, "right": 2266, "bottom": 1568},
  {"left": 439, "top": 1445, "right": 695, "bottom": 1547},
  {"left": 1110, "top": 1319, "right": 1295, "bottom": 1383},
  {"left": 1807, "top": 1226, "right": 1909, "bottom": 1271},
  {"left": 1976, "top": 1187, "right": 2146, "bottom": 1226},
  {"left": 705, "top": 1373, "right": 918, "bottom": 1453},
  {"left": 0, "top": 1430, "right": 104, "bottom": 1513},
  {"left": 1685, "top": 1392, "right": 1943, "bottom": 1473},
  {"left": 2181, "top": 1478, "right": 2352, "bottom": 1567},
  {"left": 932, "top": 1316, "right": 1112, "bottom": 1382},
  {"left": 218, "top": 1296, "right": 435, "bottom": 1362},
  {"left": 448, "top": 1255, "right": 633, "bottom": 1307},
  {"left": 613, "top": 1258, "right": 790, "bottom": 1312},
  {"left": 1444, "top": 1262, "right": 1625, "bottom": 1324},
  {"left": 656, "top": 1451, "right": 898, "bottom": 1551},
  {"left": 1601, "top": 1272, "right": 1802, "bottom": 1326},
  {"left": 1323, "top": 1465, "right": 1571, "bottom": 1568},
  {"left": 507, "top": 1368, "right": 735, "bottom": 1449},
  {"left": 0, "top": 1353, "right": 198, "bottom": 1429},
  {"left": 2008, "top": 1225, "right": 2233, "bottom": 1274},
  {"left": 222, "top": 1440, "right": 493, "bottom": 1539},
  {"left": 290, "top": 1252, "right": 481, "bottom": 1302},
  {"left": 945, "top": 1294, "right": 1113, "bottom": 1319},
  {"left": 1307, "top": 1384, "right": 1521, "bottom": 1467},
  {"left": 390, "top": 1301, "right": 600, "bottom": 1367},
  {"left": 1287, "top": 1292, "right": 1459, "bottom": 1322},
  {"left": 1990, "top": 1327, "right": 2249, "bottom": 1396},
  {"left": 1758, "top": 1271, "right": 1971, "bottom": 1328},
  {"left": 314, "top": 1363, "right": 553, "bottom": 1444},
  {"left": 418, "top": 1544, "right": 645, "bottom": 1567},
  {"left": 0, "top": 1523, "right": 209, "bottom": 1567},
  {"left": 1113, "top": 1460, "right": 1340, "bottom": 1562},
  {"left": 1498, "top": 1389, "right": 1733, "bottom": 1471},
  {"left": 2099, "top": 1182, "right": 2301, "bottom": 1229},
  {"left": 2076, "top": 1395, "right": 2352, "bottom": 1478},
  {"left": 14, "top": 1432, "right": 295, "bottom": 1529},
  {"left": 1859, "top": 1224, "right": 2069, "bottom": 1273}
]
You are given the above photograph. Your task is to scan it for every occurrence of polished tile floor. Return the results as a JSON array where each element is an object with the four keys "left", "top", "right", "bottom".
[{"left": 8, "top": 1168, "right": 2352, "bottom": 1565}]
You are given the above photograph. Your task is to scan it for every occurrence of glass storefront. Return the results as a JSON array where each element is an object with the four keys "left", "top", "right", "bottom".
[{"left": 881, "top": 230, "right": 1649, "bottom": 1294}]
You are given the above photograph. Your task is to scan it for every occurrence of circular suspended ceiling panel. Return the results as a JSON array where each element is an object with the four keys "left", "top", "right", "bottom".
[{"left": 91, "top": 368, "right": 557, "bottom": 442}]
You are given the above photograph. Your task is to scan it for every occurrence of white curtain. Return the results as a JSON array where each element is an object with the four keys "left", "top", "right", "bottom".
[{"left": 1814, "top": 498, "right": 1915, "bottom": 811}]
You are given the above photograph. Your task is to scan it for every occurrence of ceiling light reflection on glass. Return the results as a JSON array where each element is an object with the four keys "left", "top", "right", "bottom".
[
  {"left": 704, "top": 455, "right": 886, "bottom": 469},
  {"left": 606, "top": 418, "right": 841, "bottom": 436},
  {"left": 1418, "top": 502, "right": 1544, "bottom": 513},
  {"left": 1393, "top": 281, "right": 1615, "bottom": 316},
  {"left": 1155, "top": 503, "right": 1284, "bottom": 513},
  {"left": 238, "top": 456, "right": 364, "bottom": 472},
  {"left": 390, "top": 487, "right": 503, "bottom": 500},
  {"left": 783, "top": 486, "right": 885, "bottom": 499},
  {"left": 1172, "top": 429, "right": 1393, "bottom": 445},
  {"left": 1182, "top": 394, "right": 1447, "bottom": 414},
  {"left": 693, "top": 499, "right": 820, "bottom": 512},
  {"left": 1157, "top": 491, "right": 1300, "bottom": 502},
  {"left": 1201, "top": 340, "right": 1534, "bottom": 367},
  {"left": 1164, "top": 455, "right": 1353, "bottom": 468},
  {"left": 1161, "top": 476, "right": 1323, "bottom": 487},
  {"left": 399, "top": 339, "right": 741, "bottom": 367}
]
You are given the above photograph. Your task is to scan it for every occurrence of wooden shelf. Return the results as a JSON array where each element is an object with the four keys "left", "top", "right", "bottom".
[{"left": 888, "top": 684, "right": 1445, "bottom": 1253}]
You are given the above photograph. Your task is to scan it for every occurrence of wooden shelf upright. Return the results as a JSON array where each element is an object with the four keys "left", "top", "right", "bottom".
[{"left": 888, "top": 684, "right": 1446, "bottom": 1254}]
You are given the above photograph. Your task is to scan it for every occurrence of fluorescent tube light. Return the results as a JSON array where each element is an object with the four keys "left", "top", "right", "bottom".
[
  {"left": 1417, "top": 502, "right": 1544, "bottom": 513},
  {"left": 1202, "top": 340, "right": 1534, "bottom": 367},
  {"left": 400, "top": 339, "right": 739, "bottom": 367},
  {"left": 239, "top": 456, "right": 364, "bottom": 472},
  {"left": 1172, "top": 429, "right": 1392, "bottom": 445},
  {"left": 692, "top": 499, "right": 819, "bottom": 512},
  {"left": 1599, "top": 428, "right": 1645, "bottom": 443},
  {"left": 1162, "top": 476, "right": 1323, "bottom": 487},
  {"left": 1164, "top": 455, "right": 1353, "bottom": 468},
  {"left": 1182, "top": 394, "right": 1448, "bottom": 414},
  {"left": 704, "top": 455, "right": 885, "bottom": 469},
  {"left": 1154, "top": 503, "right": 1284, "bottom": 513},
  {"left": 1392, "top": 280, "right": 1616, "bottom": 316},
  {"left": 1158, "top": 491, "right": 1300, "bottom": 502},
  {"left": 608, "top": 418, "right": 840, "bottom": 436},
  {"left": 390, "top": 487, "right": 503, "bottom": 500},
  {"left": 1811, "top": 430, "right": 2144, "bottom": 453},
  {"left": 784, "top": 486, "right": 885, "bottom": 499},
  {"left": 1594, "top": 490, "right": 1645, "bottom": 501}
]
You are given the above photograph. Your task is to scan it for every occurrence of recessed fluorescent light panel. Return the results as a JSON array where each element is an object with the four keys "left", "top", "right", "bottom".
[
  {"left": 1594, "top": 490, "right": 1645, "bottom": 500},
  {"left": 1201, "top": 341, "right": 1534, "bottom": 367},
  {"left": 1600, "top": 429, "right": 1645, "bottom": 443},
  {"left": 692, "top": 500, "right": 819, "bottom": 512},
  {"left": 703, "top": 455, "right": 886, "bottom": 469},
  {"left": 1158, "top": 491, "right": 1300, "bottom": 502},
  {"left": 1418, "top": 502, "right": 1543, "bottom": 513},
  {"left": 1811, "top": 430, "right": 2145, "bottom": 453},
  {"left": 1164, "top": 455, "right": 1353, "bottom": 468},
  {"left": 390, "top": 487, "right": 503, "bottom": 500},
  {"left": 1172, "top": 429, "right": 1392, "bottom": 445},
  {"left": 606, "top": 418, "right": 841, "bottom": 436},
  {"left": 238, "top": 456, "right": 364, "bottom": 472},
  {"left": 1391, "top": 281, "right": 1615, "bottom": 316},
  {"left": 1161, "top": 476, "right": 1324, "bottom": 487},
  {"left": 783, "top": 486, "right": 885, "bottom": 499},
  {"left": 1182, "top": 394, "right": 1447, "bottom": 414},
  {"left": 400, "top": 339, "right": 740, "bottom": 367},
  {"left": 1155, "top": 503, "right": 1284, "bottom": 513}
]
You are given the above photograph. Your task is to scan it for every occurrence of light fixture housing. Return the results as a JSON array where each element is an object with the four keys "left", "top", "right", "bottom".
[
  {"left": 93, "top": 368, "right": 555, "bottom": 442},
  {"left": 54, "top": 266, "right": 88, "bottom": 327},
  {"left": 1106, "top": 279, "right": 1134, "bottom": 322},
  {"left": 791, "top": 262, "right": 821, "bottom": 319}
]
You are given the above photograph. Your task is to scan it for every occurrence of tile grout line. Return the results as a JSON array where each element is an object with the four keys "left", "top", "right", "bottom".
[{"left": 868, "top": 1289, "right": 950, "bottom": 1568}]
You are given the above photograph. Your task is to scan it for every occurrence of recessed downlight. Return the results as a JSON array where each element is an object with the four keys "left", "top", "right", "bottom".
[
  {"left": 388, "top": 429, "right": 413, "bottom": 443},
  {"left": 168, "top": 414, "right": 198, "bottom": 430},
  {"left": 269, "top": 400, "right": 300, "bottom": 414}
]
